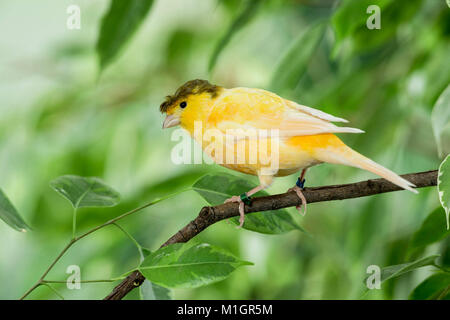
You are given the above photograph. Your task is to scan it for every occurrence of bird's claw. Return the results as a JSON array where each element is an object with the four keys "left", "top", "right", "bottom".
[
  {"left": 288, "top": 185, "right": 307, "bottom": 216},
  {"left": 224, "top": 193, "right": 250, "bottom": 228},
  {"left": 225, "top": 195, "right": 241, "bottom": 203}
]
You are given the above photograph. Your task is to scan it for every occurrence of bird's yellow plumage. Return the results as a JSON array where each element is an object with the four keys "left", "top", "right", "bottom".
[{"left": 161, "top": 79, "right": 416, "bottom": 227}]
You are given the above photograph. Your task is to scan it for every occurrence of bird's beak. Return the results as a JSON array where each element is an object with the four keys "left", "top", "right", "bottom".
[{"left": 162, "top": 114, "right": 181, "bottom": 129}]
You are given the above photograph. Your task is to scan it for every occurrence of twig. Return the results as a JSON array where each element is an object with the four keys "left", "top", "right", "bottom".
[
  {"left": 19, "top": 197, "right": 167, "bottom": 300},
  {"left": 43, "top": 279, "right": 117, "bottom": 284},
  {"left": 104, "top": 170, "right": 438, "bottom": 300}
]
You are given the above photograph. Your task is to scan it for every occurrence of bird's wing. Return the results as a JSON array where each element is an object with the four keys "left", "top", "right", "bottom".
[
  {"left": 283, "top": 99, "right": 349, "bottom": 123},
  {"left": 206, "top": 87, "right": 363, "bottom": 139}
]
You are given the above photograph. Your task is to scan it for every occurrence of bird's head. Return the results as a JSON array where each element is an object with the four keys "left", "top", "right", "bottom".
[{"left": 160, "top": 79, "right": 221, "bottom": 131}]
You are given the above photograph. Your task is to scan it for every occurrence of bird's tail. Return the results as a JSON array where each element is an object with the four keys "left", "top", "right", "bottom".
[{"left": 314, "top": 137, "right": 417, "bottom": 193}]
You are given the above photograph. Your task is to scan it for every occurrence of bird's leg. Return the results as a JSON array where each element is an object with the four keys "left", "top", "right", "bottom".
[
  {"left": 288, "top": 168, "right": 307, "bottom": 216},
  {"left": 224, "top": 185, "right": 264, "bottom": 228}
]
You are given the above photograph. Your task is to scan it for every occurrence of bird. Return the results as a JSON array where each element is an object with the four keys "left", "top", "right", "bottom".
[{"left": 160, "top": 79, "right": 417, "bottom": 228}]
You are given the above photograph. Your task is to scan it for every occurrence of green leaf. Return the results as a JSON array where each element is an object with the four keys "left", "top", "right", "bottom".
[
  {"left": 228, "top": 207, "right": 304, "bottom": 234},
  {"left": 0, "top": 189, "right": 30, "bottom": 232},
  {"left": 409, "top": 272, "right": 450, "bottom": 300},
  {"left": 139, "top": 248, "right": 172, "bottom": 300},
  {"left": 96, "top": 0, "right": 154, "bottom": 71},
  {"left": 438, "top": 154, "right": 450, "bottom": 229},
  {"left": 50, "top": 175, "right": 120, "bottom": 208},
  {"left": 192, "top": 173, "right": 303, "bottom": 234},
  {"left": 141, "top": 247, "right": 152, "bottom": 258},
  {"left": 139, "top": 243, "right": 252, "bottom": 288},
  {"left": 432, "top": 85, "right": 450, "bottom": 157},
  {"left": 270, "top": 21, "right": 327, "bottom": 92},
  {"left": 139, "top": 280, "right": 172, "bottom": 300},
  {"left": 447, "top": 0, "right": 450, "bottom": 9},
  {"left": 208, "top": 0, "right": 263, "bottom": 72},
  {"left": 410, "top": 208, "right": 450, "bottom": 251},
  {"left": 331, "top": 0, "right": 391, "bottom": 52},
  {"left": 378, "top": 255, "right": 440, "bottom": 284}
]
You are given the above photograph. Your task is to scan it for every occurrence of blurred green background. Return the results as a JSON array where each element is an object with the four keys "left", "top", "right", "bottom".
[{"left": 0, "top": 0, "right": 449, "bottom": 300}]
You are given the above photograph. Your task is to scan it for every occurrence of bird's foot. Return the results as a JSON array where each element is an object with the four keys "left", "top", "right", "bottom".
[
  {"left": 288, "top": 178, "right": 307, "bottom": 216},
  {"left": 224, "top": 193, "right": 251, "bottom": 228}
]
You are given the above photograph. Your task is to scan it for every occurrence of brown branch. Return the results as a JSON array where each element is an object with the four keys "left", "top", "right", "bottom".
[{"left": 104, "top": 170, "right": 438, "bottom": 300}]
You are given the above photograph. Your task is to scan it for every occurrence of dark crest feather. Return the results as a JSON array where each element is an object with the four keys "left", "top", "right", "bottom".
[{"left": 160, "top": 79, "right": 220, "bottom": 113}]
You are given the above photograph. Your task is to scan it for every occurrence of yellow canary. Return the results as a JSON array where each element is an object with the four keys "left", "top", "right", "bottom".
[{"left": 161, "top": 79, "right": 416, "bottom": 227}]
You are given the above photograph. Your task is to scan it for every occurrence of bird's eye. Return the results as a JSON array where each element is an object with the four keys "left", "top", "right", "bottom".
[{"left": 180, "top": 101, "right": 187, "bottom": 109}]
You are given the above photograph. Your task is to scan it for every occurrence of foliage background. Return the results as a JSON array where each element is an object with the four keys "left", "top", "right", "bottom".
[{"left": 0, "top": 0, "right": 449, "bottom": 299}]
